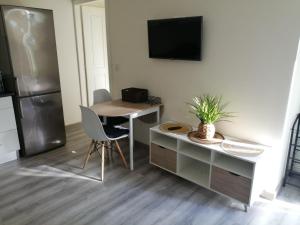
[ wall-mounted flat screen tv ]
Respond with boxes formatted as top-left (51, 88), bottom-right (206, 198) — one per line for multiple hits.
top-left (147, 16), bottom-right (202, 61)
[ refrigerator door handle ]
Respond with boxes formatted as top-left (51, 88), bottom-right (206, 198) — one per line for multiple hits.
top-left (15, 77), bottom-right (20, 95)
top-left (18, 101), bottom-right (24, 119)
top-left (20, 106), bottom-right (24, 119)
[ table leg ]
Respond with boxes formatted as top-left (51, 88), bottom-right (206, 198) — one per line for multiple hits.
top-left (156, 108), bottom-right (160, 124)
top-left (103, 116), bottom-right (107, 125)
top-left (129, 116), bottom-right (134, 170)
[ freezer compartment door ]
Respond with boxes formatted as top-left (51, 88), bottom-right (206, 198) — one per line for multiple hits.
top-left (2, 6), bottom-right (61, 96)
top-left (18, 92), bottom-right (66, 156)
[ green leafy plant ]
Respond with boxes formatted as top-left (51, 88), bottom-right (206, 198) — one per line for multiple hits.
top-left (188, 95), bottom-right (233, 124)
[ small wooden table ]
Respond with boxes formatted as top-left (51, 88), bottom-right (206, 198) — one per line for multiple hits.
top-left (90, 99), bottom-right (161, 170)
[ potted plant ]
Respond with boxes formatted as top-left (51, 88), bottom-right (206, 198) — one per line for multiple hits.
top-left (188, 95), bottom-right (232, 139)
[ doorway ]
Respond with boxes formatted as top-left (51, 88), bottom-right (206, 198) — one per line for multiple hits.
top-left (73, 0), bottom-right (110, 106)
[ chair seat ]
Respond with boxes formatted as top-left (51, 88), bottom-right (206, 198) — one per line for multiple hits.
top-left (107, 117), bottom-right (129, 126)
top-left (104, 125), bottom-right (129, 139)
top-left (99, 116), bottom-right (129, 126)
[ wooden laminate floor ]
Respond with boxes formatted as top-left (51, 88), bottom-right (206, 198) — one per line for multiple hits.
top-left (1, 124), bottom-right (300, 225)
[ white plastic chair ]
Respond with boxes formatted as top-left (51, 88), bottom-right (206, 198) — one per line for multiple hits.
top-left (93, 89), bottom-right (112, 104)
top-left (80, 106), bottom-right (128, 181)
top-left (93, 89), bottom-right (128, 126)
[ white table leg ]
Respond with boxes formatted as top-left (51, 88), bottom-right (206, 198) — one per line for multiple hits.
top-left (156, 107), bottom-right (160, 124)
top-left (129, 115), bottom-right (134, 170)
top-left (103, 116), bottom-right (107, 125)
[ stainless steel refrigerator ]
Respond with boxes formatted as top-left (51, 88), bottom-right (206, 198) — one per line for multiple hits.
top-left (0, 6), bottom-right (66, 156)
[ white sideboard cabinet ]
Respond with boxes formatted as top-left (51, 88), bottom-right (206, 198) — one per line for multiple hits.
top-left (149, 125), bottom-right (268, 212)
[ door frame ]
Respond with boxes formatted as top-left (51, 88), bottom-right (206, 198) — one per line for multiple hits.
top-left (73, 0), bottom-right (112, 106)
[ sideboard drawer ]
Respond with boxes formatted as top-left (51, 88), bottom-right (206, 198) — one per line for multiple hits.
top-left (0, 96), bottom-right (13, 109)
top-left (0, 107), bottom-right (17, 132)
top-left (0, 130), bottom-right (20, 154)
top-left (150, 143), bottom-right (177, 173)
top-left (211, 166), bottom-right (251, 204)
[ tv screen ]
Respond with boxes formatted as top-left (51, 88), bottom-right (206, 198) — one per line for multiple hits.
top-left (147, 16), bottom-right (202, 61)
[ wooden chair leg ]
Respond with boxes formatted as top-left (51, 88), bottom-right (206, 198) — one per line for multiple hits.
top-left (115, 140), bottom-right (128, 169)
top-left (95, 141), bottom-right (102, 157)
top-left (82, 140), bottom-right (94, 169)
top-left (101, 142), bottom-right (105, 181)
top-left (105, 142), bottom-right (110, 160)
top-left (110, 142), bottom-right (114, 161)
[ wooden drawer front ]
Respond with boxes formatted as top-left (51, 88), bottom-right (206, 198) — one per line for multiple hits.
top-left (0, 130), bottom-right (20, 154)
top-left (211, 166), bottom-right (251, 204)
top-left (150, 143), bottom-right (177, 173)
top-left (0, 97), bottom-right (13, 110)
top-left (0, 107), bottom-right (17, 132)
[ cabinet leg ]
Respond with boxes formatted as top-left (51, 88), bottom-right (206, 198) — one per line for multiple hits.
top-left (244, 204), bottom-right (248, 212)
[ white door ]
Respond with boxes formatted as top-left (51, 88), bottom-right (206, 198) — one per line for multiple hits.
top-left (82, 6), bottom-right (109, 106)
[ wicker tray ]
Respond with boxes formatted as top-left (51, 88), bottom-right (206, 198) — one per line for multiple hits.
top-left (159, 122), bottom-right (193, 134)
top-left (187, 131), bottom-right (225, 144)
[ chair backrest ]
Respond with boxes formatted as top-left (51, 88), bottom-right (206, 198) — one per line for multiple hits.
top-left (80, 106), bottom-right (108, 141)
top-left (93, 89), bottom-right (112, 105)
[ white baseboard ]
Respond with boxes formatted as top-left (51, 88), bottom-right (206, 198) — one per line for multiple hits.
top-left (260, 178), bottom-right (284, 200)
top-left (261, 190), bottom-right (276, 200)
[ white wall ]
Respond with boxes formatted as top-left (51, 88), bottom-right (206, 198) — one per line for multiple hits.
top-left (278, 40), bottom-right (300, 190)
top-left (107, 0), bottom-right (300, 193)
top-left (0, 0), bottom-right (82, 125)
